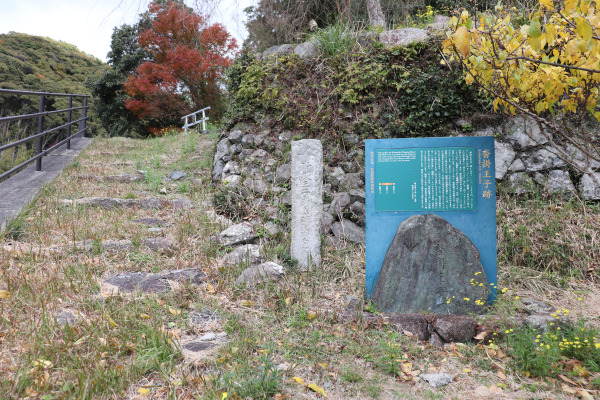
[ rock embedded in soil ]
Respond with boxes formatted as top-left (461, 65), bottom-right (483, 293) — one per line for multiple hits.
top-left (535, 170), bottom-right (576, 197)
top-left (506, 172), bottom-right (536, 194)
top-left (183, 342), bottom-right (216, 352)
top-left (105, 173), bottom-right (145, 183)
top-left (294, 41), bottom-right (318, 59)
top-left (161, 268), bottom-right (207, 285)
top-left (372, 214), bottom-right (489, 315)
top-left (433, 315), bottom-right (477, 343)
top-left (103, 268), bottom-right (207, 294)
top-left (168, 197), bottom-right (193, 209)
top-left (221, 244), bottom-right (262, 265)
top-left (379, 28), bottom-right (428, 47)
top-left (169, 171), bottom-right (187, 180)
top-left (522, 147), bottom-right (566, 172)
top-left (218, 223), bottom-right (256, 246)
top-left (495, 141), bottom-right (516, 180)
top-left (133, 217), bottom-right (168, 227)
top-left (55, 310), bottom-right (77, 326)
top-left (235, 262), bottom-right (285, 286)
top-left (139, 198), bottom-right (163, 209)
top-left (275, 163), bottom-right (291, 184)
top-left (580, 172), bottom-right (600, 200)
top-left (420, 373), bottom-right (453, 388)
top-left (142, 237), bottom-right (174, 252)
top-left (104, 272), bottom-right (150, 292)
top-left (331, 219), bottom-right (365, 244)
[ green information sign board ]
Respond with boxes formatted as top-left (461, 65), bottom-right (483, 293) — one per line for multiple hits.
top-left (366, 137), bottom-right (497, 303)
top-left (375, 147), bottom-right (476, 212)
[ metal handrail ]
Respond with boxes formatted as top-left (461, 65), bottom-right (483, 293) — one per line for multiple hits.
top-left (182, 106), bottom-right (210, 133)
top-left (0, 89), bottom-right (89, 181)
top-left (0, 106), bottom-right (87, 123)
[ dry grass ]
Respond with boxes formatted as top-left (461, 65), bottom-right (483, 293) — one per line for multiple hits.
top-left (0, 130), bottom-right (598, 399)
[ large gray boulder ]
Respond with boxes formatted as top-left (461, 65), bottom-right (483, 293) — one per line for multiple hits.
top-left (507, 117), bottom-right (550, 149)
top-left (495, 141), bottom-right (516, 180)
top-left (535, 170), bottom-right (575, 197)
top-left (506, 172), bottom-right (536, 194)
top-left (427, 15), bottom-right (450, 33)
top-left (294, 41), bottom-right (319, 59)
top-left (580, 172), bottom-right (600, 200)
top-left (372, 214), bottom-right (489, 315)
top-left (522, 148), bottom-right (566, 171)
top-left (379, 28), bottom-right (428, 47)
top-left (263, 44), bottom-right (293, 59)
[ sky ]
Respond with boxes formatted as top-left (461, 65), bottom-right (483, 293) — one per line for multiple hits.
top-left (0, 0), bottom-right (254, 62)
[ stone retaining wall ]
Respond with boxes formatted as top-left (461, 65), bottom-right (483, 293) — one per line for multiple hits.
top-left (212, 117), bottom-right (600, 246)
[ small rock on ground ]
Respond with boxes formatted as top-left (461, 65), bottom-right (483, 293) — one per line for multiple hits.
top-left (419, 373), bottom-right (454, 388)
top-left (235, 262), bottom-right (285, 286)
top-left (221, 244), bottom-right (262, 265)
top-left (218, 223), bottom-right (256, 246)
top-left (169, 171), bottom-right (187, 180)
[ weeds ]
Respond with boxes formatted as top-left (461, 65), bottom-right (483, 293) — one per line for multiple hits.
top-left (310, 21), bottom-right (357, 57)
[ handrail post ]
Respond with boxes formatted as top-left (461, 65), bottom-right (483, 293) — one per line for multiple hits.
top-left (36, 94), bottom-right (45, 171)
top-left (79, 97), bottom-right (88, 138)
top-left (66, 96), bottom-right (73, 150)
top-left (202, 109), bottom-right (207, 131)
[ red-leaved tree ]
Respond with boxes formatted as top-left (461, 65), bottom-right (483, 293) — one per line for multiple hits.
top-left (124, 1), bottom-right (237, 121)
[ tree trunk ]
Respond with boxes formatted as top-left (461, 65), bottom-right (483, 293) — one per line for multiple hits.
top-left (366, 0), bottom-right (386, 28)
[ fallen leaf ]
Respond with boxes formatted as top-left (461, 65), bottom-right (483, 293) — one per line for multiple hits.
top-left (403, 330), bottom-right (414, 337)
top-left (559, 374), bottom-right (578, 386)
top-left (138, 387), bottom-right (150, 394)
top-left (462, 368), bottom-right (472, 373)
top-left (489, 385), bottom-right (502, 393)
top-left (307, 383), bottom-right (327, 397)
top-left (474, 331), bottom-right (487, 340)
top-left (474, 386), bottom-right (489, 396)
top-left (0, 290), bottom-right (11, 299)
top-left (497, 370), bottom-right (507, 380)
top-left (401, 363), bottom-right (413, 374)
top-left (562, 384), bottom-right (577, 394)
top-left (206, 283), bottom-right (217, 294)
top-left (576, 389), bottom-right (595, 400)
top-left (169, 308), bottom-right (181, 315)
top-left (240, 300), bottom-right (254, 308)
top-left (33, 359), bottom-right (52, 369)
top-left (285, 297), bottom-right (292, 306)
top-left (575, 366), bottom-right (590, 378)
top-left (307, 311), bottom-right (317, 320)
top-left (273, 394), bottom-right (290, 400)
top-left (291, 377), bottom-right (304, 385)
top-left (318, 363), bottom-right (327, 370)
top-left (140, 313), bottom-right (151, 320)
top-left (496, 348), bottom-right (506, 359)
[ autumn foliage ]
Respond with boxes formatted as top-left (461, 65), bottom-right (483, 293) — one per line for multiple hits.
top-left (124, 1), bottom-right (237, 121)
top-left (443, 1), bottom-right (600, 176)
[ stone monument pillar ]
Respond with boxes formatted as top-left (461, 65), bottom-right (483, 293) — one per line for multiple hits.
top-left (291, 139), bottom-right (323, 269)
